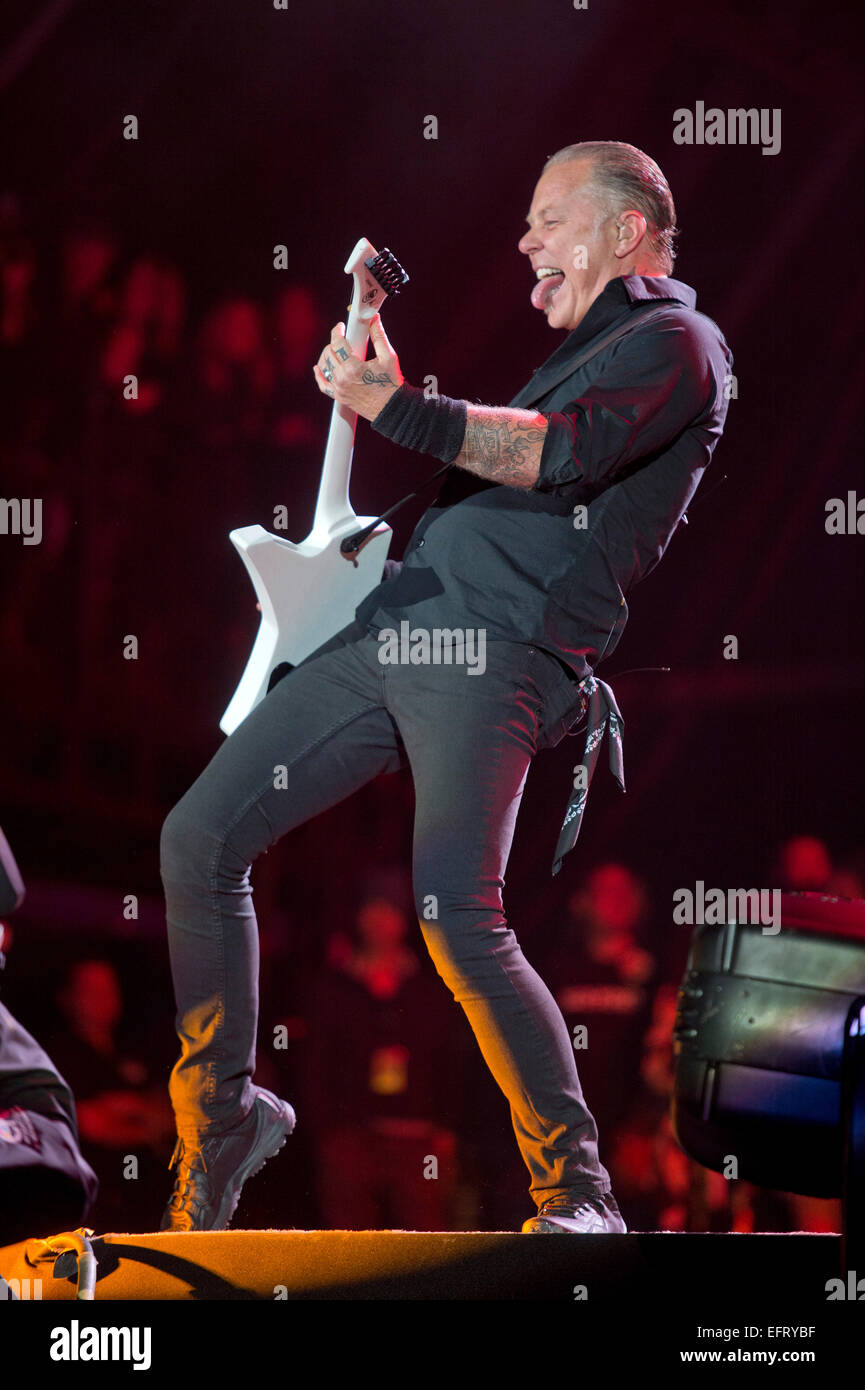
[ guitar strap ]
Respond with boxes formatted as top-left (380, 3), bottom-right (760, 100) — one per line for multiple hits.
top-left (507, 302), bottom-right (668, 408)
top-left (343, 305), bottom-right (667, 553)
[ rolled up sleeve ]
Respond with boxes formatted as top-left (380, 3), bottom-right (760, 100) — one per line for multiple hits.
top-left (534, 316), bottom-right (723, 491)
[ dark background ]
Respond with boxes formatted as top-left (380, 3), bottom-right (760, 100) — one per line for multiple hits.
top-left (1, 0), bottom-right (863, 1230)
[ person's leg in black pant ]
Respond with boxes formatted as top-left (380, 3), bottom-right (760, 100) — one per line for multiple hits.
top-left (159, 623), bottom-right (612, 1223)
top-left (160, 621), bottom-right (406, 1144)
top-left (381, 638), bottom-right (611, 1209)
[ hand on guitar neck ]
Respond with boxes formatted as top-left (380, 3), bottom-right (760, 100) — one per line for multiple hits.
top-left (313, 313), bottom-right (404, 421)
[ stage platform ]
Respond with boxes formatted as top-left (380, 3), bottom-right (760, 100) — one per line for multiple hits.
top-left (0, 1228), bottom-right (847, 1302)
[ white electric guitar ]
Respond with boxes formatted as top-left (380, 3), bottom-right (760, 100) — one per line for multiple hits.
top-left (219, 240), bottom-right (409, 735)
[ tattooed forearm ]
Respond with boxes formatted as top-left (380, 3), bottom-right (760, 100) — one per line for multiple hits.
top-left (453, 406), bottom-right (548, 487)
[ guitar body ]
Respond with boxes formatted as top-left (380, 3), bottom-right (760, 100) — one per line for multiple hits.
top-left (219, 518), bottom-right (391, 735)
top-left (218, 238), bottom-right (408, 736)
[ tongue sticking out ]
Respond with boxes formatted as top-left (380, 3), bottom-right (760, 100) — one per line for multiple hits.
top-left (531, 271), bottom-right (565, 311)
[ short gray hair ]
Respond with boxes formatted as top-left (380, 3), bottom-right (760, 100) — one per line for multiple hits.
top-left (543, 141), bottom-right (678, 273)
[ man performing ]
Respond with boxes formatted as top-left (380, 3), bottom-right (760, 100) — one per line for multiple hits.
top-left (159, 140), bottom-right (732, 1234)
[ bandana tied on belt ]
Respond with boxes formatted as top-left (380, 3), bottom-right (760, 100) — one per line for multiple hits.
top-left (552, 676), bottom-right (625, 876)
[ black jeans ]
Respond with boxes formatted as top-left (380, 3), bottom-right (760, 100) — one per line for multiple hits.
top-left (159, 619), bottom-right (612, 1209)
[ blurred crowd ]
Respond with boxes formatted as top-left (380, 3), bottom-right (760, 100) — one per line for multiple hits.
top-left (4, 833), bottom-right (862, 1236)
top-left (0, 197), bottom-right (330, 789)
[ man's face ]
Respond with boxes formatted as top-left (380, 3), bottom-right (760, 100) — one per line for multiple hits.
top-left (518, 159), bottom-right (622, 332)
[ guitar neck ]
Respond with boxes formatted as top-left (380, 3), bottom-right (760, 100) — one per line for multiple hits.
top-left (311, 240), bottom-right (393, 538)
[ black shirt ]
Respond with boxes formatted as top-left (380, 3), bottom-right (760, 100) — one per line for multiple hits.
top-left (355, 274), bottom-right (733, 682)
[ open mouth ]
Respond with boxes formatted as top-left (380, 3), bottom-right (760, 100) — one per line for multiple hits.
top-left (531, 266), bottom-right (565, 312)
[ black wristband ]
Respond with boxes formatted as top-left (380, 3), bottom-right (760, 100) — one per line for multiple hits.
top-left (371, 383), bottom-right (467, 463)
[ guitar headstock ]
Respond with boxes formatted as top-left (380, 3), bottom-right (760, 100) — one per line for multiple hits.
top-left (344, 239), bottom-right (409, 324)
